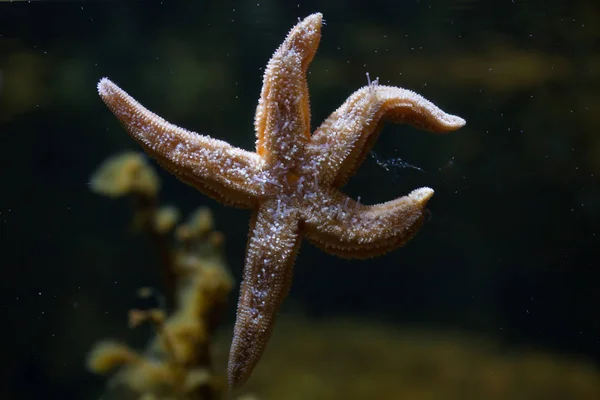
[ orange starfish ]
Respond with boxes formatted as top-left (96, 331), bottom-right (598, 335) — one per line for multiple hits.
top-left (97, 13), bottom-right (465, 388)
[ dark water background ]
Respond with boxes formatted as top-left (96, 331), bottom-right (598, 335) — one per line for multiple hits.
top-left (0, 0), bottom-right (599, 399)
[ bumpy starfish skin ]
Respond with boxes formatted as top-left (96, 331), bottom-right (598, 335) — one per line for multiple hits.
top-left (97, 13), bottom-right (465, 388)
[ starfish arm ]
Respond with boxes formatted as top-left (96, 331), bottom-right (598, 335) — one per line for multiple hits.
top-left (254, 13), bottom-right (322, 168)
top-left (302, 187), bottom-right (433, 258)
top-left (98, 78), bottom-right (264, 208)
top-left (305, 85), bottom-right (466, 188)
top-left (228, 197), bottom-right (301, 388)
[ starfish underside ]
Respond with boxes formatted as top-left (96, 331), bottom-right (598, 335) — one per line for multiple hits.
top-left (97, 12), bottom-right (466, 388)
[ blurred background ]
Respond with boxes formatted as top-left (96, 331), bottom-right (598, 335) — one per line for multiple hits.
top-left (0, 0), bottom-right (599, 399)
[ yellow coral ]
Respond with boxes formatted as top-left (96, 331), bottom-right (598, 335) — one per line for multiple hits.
top-left (90, 152), bottom-right (160, 198)
top-left (175, 207), bottom-right (214, 242)
top-left (154, 206), bottom-right (181, 234)
top-left (87, 340), bottom-right (139, 374)
top-left (88, 201), bottom-right (233, 400)
top-left (88, 154), bottom-right (239, 399)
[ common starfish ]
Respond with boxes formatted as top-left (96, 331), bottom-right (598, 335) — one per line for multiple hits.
top-left (97, 13), bottom-right (465, 388)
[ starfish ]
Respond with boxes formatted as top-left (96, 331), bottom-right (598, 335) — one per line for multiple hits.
top-left (97, 12), bottom-right (465, 388)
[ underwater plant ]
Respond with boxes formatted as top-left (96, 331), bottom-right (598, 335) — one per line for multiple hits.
top-left (87, 152), bottom-right (251, 400)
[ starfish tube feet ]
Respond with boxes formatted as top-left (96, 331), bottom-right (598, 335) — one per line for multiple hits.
top-left (98, 78), bottom-right (264, 208)
top-left (254, 13), bottom-right (322, 168)
top-left (228, 198), bottom-right (302, 388)
top-left (303, 187), bottom-right (434, 258)
top-left (307, 85), bottom-right (465, 188)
